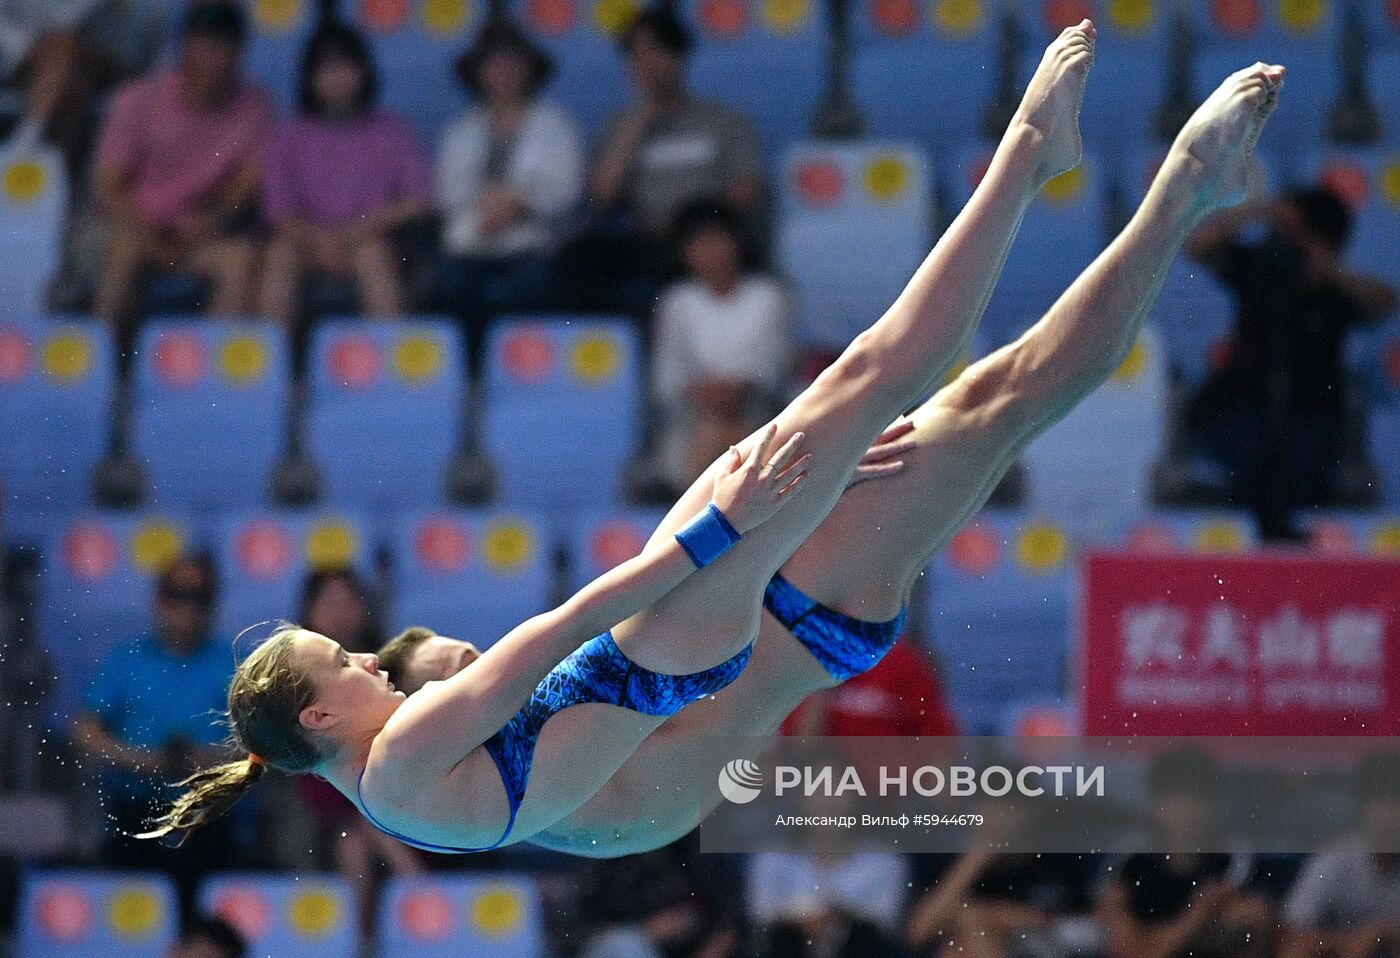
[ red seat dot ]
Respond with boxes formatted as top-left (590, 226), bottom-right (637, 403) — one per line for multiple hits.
top-left (328, 336), bottom-right (381, 389)
top-left (795, 160), bottom-right (843, 208)
top-left (1043, 0), bottom-right (1091, 30)
top-left (700, 0), bottom-right (747, 36)
top-left (417, 519), bottom-right (471, 573)
top-left (502, 329), bottom-right (555, 382)
top-left (1211, 0), bottom-right (1259, 38)
top-left (0, 327), bottom-right (29, 382)
top-left (154, 332), bottom-right (205, 387)
top-left (400, 890), bottom-right (454, 941)
top-left (1127, 522), bottom-right (1176, 552)
top-left (870, 0), bottom-right (917, 35)
top-left (591, 522), bottom-right (646, 571)
top-left (1320, 162), bottom-right (1369, 209)
top-left (948, 524), bottom-right (999, 573)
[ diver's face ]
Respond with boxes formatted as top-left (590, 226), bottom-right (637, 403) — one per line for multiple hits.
top-left (403, 635), bottom-right (481, 692)
top-left (291, 630), bottom-right (404, 737)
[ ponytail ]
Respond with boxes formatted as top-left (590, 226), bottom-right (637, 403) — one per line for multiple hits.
top-left (136, 757), bottom-right (266, 845)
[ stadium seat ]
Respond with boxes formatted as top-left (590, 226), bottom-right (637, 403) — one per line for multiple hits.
top-left (506, 0), bottom-right (631, 139)
top-left (353, 0), bottom-right (476, 144)
top-left (562, 506), bottom-right (667, 592)
top-left (848, 0), bottom-right (999, 150)
top-left (130, 319), bottom-right (290, 514)
top-left (481, 317), bottom-right (642, 511)
top-left (18, 870), bottom-right (178, 958)
top-left (211, 509), bottom-right (375, 639)
top-left (242, 0), bottom-right (319, 112)
top-left (1013, 0), bottom-right (1171, 148)
top-left (947, 143), bottom-right (1108, 344)
top-left (1106, 507), bottom-right (1259, 553)
top-left (1301, 510), bottom-right (1400, 555)
top-left (1368, 49), bottom-right (1400, 143)
top-left (0, 146), bottom-right (66, 317)
top-left (388, 508), bottom-right (553, 645)
top-left (683, 0), bottom-right (826, 161)
top-left (923, 508), bottom-right (1079, 733)
top-left (0, 317), bottom-right (114, 546)
top-left (1021, 325), bottom-right (1168, 535)
top-left (377, 874), bottom-right (545, 958)
top-left (775, 141), bottom-right (933, 349)
top-left (1302, 148), bottom-right (1400, 289)
top-left (1355, 0), bottom-right (1400, 48)
top-left (200, 874), bottom-right (356, 958)
top-left (305, 318), bottom-right (466, 512)
top-left (36, 512), bottom-right (192, 725)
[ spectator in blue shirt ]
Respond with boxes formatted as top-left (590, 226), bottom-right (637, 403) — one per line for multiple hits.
top-left (72, 555), bottom-right (237, 918)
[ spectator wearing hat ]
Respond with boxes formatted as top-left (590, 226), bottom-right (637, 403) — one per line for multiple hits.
top-left (557, 7), bottom-right (764, 316)
top-left (71, 554), bottom-right (238, 917)
top-left (651, 198), bottom-right (791, 489)
top-left (435, 16), bottom-right (583, 339)
top-left (93, 1), bottom-right (272, 329)
top-left (258, 23), bottom-right (432, 326)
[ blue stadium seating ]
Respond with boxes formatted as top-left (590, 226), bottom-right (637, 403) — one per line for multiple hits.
top-left (947, 143), bottom-right (1107, 344)
top-left (388, 508), bottom-right (553, 645)
top-left (1301, 510), bottom-right (1400, 554)
top-left (1105, 508), bottom-right (1259, 553)
top-left (1013, 0), bottom-right (1171, 148)
top-left (683, 0), bottom-right (826, 161)
top-left (1022, 326), bottom-right (1169, 536)
top-left (242, 0), bottom-right (320, 112)
top-left (923, 508), bottom-right (1078, 733)
top-left (18, 870), bottom-right (177, 958)
top-left (562, 506), bottom-right (667, 592)
top-left (352, 0), bottom-right (477, 144)
top-left (377, 875), bottom-right (545, 958)
top-left (1368, 49), bottom-right (1400, 143)
top-left (130, 319), bottom-right (290, 514)
top-left (37, 512), bottom-right (192, 725)
top-left (482, 317), bottom-right (642, 511)
top-left (0, 147), bottom-right (67, 317)
top-left (200, 874), bottom-right (356, 958)
top-left (0, 317), bottom-right (114, 547)
top-left (1354, 0), bottom-right (1400, 49)
top-left (849, 0), bottom-right (998, 150)
top-left (775, 141), bottom-right (932, 348)
top-left (211, 509), bottom-right (375, 639)
top-left (505, 0), bottom-right (632, 139)
top-left (305, 318), bottom-right (466, 511)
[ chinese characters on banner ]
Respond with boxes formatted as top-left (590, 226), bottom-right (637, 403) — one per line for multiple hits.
top-left (1080, 552), bottom-right (1400, 734)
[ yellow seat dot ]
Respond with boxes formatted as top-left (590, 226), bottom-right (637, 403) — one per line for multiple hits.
top-left (1278, 0), bottom-right (1324, 34)
top-left (571, 335), bottom-right (620, 384)
top-left (1041, 165), bottom-right (1084, 205)
top-left (765, 0), bottom-right (809, 32)
top-left (131, 522), bottom-right (184, 573)
top-left (1194, 520), bottom-right (1245, 553)
top-left (288, 890), bottom-right (340, 938)
top-left (394, 336), bottom-right (443, 383)
top-left (470, 887), bottom-right (523, 936)
top-left (863, 155), bottom-right (910, 203)
top-left (1016, 523), bottom-right (1067, 573)
top-left (1112, 339), bottom-right (1147, 382)
top-left (594, 0), bottom-right (640, 34)
top-left (255, 0), bottom-right (302, 30)
top-left (425, 0), bottom-right (471, 33)
top-left (1371, 522), bottom-right (1400, 557)
top-left (42, 334), bottom-right (91, 382)
top-left (4, 160), bottom-right (45, 203)
top-left (483, 522), bottom-right (535, 571)
top-left (220, 337), bottom-right (267, 384)
top-left (307, 523), bottom-right (358, 570)
top-left (108, 889), bottom-right (160, 940)
top-left (1381, 159), bottom-right (1400, 208)
top-left (933, 0), bottom-right (982, 35)
top-left (1108, 0), bottom-right (1155, 32)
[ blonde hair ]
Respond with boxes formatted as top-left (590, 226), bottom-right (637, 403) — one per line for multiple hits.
top-left (138, 624), bottom-right (323, 844)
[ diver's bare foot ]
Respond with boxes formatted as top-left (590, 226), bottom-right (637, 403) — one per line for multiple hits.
top-left (1164, 62), bottom-right (1285, 211)
top-left (1012, 19), bottom-right (1096, 185)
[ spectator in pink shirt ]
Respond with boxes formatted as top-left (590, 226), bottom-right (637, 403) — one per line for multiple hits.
top-left (257, 24), bottom-right (432, 326)
top-left (93, 2), bottom-right (271, 329)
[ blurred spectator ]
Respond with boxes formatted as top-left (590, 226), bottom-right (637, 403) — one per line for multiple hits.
top-left (0, 0), bottom-right (106, 163)
top-left (93, 1), bottom-right (271, 329)
top-left (556, 7), bottom-right (764, 315)
top-left (435, 17), bottom-right (582, 340)
top-left (652, 199), bottom-right (791, 488)
top-left (906, 852), bottom-right (1101, 958)
top-left (71, 555), bottom-right (235, 917)
top-left (580, 831), bottom-right (742, 958)
top-left (1184, 182), bottom-right (1397, 539)
top-left (258, 23), bottom-right (431, 326)
top-left (1281, 754), bottom-right (1400, 958)
top-left (291, 568), bottom-right (423, 947)
top-left (779, 637), bottom-right (958, 738)
top-left (748, 851), bottom-right (910, 958)
top-left (167, 915), bottom-right (246, 958)
top-left (1097, 750), bottom-right (1274, 958)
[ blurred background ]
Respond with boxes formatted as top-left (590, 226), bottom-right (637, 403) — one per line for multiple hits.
top-left (0, 0), bottom-right (1398, 955)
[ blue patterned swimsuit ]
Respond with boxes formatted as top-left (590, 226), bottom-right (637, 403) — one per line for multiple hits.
top-left (357, 630), bottom-right (752, 853)
top-left (762, 572), bottom-right (907, 682)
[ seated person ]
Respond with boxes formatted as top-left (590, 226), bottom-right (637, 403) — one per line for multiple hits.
top-left (93, 1), bottom-right (270, 329)
top-left (258, 23), bottom-right (431, 326)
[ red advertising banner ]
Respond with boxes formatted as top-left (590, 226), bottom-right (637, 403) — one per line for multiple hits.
top-left (1080, 551), bottom-right (1400, 735)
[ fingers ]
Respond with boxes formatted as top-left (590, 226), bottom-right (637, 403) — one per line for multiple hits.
top-left (864, 436), bottom-right (917, 464)
top-left (856, 460), bottom-right (906, 481)
top-left (875, 419), bottom-right (916, 446)
top-left (723, 445), bottom-right (743, 474)
top-left (776, 468), bottom-right (808, 498)
top-left (746, 423), bottom-right (778, 470)
top-left (772, 451), bottom-right (812, 485)
top-left (765, 430), bottom-right (806, 475)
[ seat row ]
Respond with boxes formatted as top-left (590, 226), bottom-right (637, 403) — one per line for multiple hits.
top-left (18, 868), bottom-right (544, 958)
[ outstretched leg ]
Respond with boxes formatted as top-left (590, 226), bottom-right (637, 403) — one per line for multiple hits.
top-left (537, 61), bottom-right (1285, 857)
top-left (612, 22), bottom-right (1097, 677)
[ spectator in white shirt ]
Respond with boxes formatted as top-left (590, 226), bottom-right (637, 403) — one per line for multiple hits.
top-left (435, 17), bottom-right (583, 339)
top-left (748, 851), bottom-right (911, 958)
top-left (652, 199), bottom-right (792, 490)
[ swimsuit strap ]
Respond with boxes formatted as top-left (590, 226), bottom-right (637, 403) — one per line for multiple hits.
top-left (355, 737), bottom-right (519, 854)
